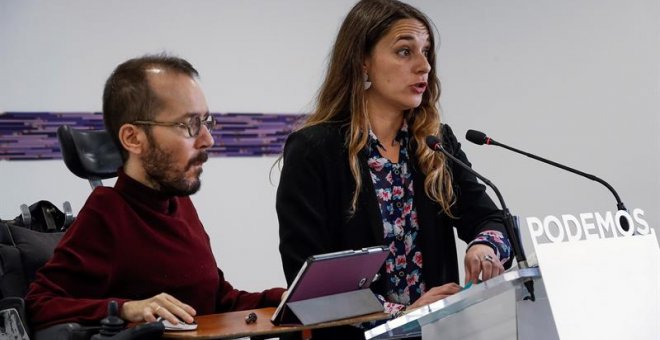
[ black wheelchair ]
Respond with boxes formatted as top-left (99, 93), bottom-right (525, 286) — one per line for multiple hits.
top-left (0, 126), bottom-right (163, 340)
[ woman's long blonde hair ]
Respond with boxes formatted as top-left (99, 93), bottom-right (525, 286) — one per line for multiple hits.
top-left (300, 0), bottom-right (454, 214)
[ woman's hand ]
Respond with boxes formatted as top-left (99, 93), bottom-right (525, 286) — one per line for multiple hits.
top-left (407, 283), bottom-right (462, 310)
top-left (464, 244), bottom-right (504, 284)
top-left (120, 292), bottom-right (196, 324)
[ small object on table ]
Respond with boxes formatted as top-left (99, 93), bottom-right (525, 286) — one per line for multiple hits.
top-left (245, 312), bottom-right (257, 324)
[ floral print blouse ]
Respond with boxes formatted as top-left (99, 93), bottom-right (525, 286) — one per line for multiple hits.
top-left (366, 123), bottom-right (511, 309)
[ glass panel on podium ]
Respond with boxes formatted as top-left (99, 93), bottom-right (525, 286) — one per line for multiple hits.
top-left (365, 267), bottom-right (558, 340)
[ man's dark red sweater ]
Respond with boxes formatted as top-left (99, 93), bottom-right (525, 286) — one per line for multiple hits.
top-left (26, 169), bottom-right (284, 329)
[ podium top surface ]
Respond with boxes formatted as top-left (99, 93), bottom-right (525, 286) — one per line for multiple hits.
top-left (364, 267), bottom-right (541, 340)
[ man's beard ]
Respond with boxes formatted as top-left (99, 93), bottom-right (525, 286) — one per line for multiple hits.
top-left (142, 137), bottom-right (208, 196)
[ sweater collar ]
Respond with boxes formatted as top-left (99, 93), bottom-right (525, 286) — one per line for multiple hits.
top-left (114, 168), bottom-right (178, 214)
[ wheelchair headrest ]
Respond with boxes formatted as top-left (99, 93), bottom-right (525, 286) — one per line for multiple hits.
top-left (57, 125), bottom-right (122, 181)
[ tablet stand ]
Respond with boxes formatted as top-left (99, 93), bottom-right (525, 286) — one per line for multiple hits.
top-left (281, 289), bottom-right (383, 325)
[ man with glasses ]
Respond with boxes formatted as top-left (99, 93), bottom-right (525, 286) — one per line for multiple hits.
top-left (26, 55), bottom-right (285, 330)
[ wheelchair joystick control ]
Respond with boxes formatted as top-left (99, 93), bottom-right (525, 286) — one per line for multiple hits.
top-left (90, 300), bottom-right (165, 340)
top-left (92, 300), bottom-right (124, 339)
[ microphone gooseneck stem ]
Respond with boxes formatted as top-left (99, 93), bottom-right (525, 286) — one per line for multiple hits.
top-left (489, 140), bottom-right (625, 207)
top-left (432, 142), bottom-right (535, 301)
top-left (486, 137), bottom-right (628, 231)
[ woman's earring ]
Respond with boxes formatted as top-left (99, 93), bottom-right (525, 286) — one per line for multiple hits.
top-left (363, 73), bottom-right (372, 90)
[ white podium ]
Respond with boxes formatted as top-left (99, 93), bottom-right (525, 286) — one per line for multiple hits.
top-left (365, 267), bottom-right (559, 340)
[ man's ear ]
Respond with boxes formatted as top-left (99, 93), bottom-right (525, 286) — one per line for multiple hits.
top-left (118, 124), bottom-right (147, 156)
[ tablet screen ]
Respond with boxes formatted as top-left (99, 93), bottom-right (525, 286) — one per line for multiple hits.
top-left (271, 246), bottom-right (388, 324)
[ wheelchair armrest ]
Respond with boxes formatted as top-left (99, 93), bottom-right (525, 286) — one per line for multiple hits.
top-left (32, 319), bottom-right (163, 340)
top-left (34, 323), bottom-right (100, 340)
top-left (33, 299), bottom-right (163, 340)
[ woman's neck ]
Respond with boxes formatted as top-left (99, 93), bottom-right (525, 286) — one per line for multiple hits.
top-left (367, 110), bottom-right (404, 146)
top-left (367, 109), bottom-right (403, 163)
top-left (366, 93), bottom-right (406, 145)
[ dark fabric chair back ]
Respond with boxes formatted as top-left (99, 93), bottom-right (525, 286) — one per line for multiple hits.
top-left (0, 222), bottom-right (63, 299)
top-left (0, 221), bottom-right (64, 339)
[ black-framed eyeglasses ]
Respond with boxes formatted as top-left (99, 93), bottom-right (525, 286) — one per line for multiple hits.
top-left (132, 114), bottom-right (217, 138)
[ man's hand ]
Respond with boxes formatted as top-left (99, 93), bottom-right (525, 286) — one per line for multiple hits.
top-left (464, 244), bottom-right (504, 285)
top-left (120, 293), bottom-right (196, 324)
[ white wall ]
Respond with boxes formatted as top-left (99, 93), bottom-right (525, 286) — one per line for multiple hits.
top-left (1, 0), bottom-right (658, 291)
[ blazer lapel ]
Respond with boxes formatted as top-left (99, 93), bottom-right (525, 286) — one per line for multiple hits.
top-left (409, 150), bottom-right (437, 252)
top-left (358, 149), bottom-right (385, 242)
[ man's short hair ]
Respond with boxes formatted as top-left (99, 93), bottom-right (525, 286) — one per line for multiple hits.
top-left (102, 54), bottom-right (199, 160)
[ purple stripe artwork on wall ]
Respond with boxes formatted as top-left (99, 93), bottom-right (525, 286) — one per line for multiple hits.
top-left (0, 112), bottom-right (306, 160)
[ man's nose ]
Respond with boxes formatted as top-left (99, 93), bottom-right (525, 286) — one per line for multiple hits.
top-left (195, 122), bottom-right (215, 149)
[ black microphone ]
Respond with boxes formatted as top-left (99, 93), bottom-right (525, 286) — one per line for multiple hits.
top-left (465, 129), bottom-right (629, 231)
top-left (425, 135), bottom-right (535, 301)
